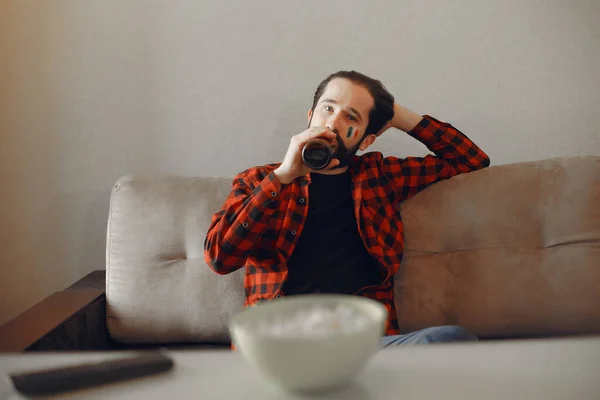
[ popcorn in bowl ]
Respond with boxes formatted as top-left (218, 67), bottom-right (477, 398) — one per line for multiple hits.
top-left (229, 294), bottom-right (388, 394)
top-left (252, 304), bottom-right (371, 338)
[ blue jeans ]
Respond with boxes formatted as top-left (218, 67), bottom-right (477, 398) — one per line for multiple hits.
top-left (380, 325), bottom-right (478, 347)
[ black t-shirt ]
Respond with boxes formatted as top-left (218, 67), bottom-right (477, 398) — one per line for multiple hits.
top-left (282, 171), bottom-right (383, 295)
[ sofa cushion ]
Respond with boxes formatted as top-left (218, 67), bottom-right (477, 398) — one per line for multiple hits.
top-left (396, 156), bottom-right (600, 337)
top-left (106, 176), bottom-right (244, 343)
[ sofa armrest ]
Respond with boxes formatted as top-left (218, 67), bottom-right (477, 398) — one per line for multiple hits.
top-left (0, 271), bottom-right (115, 352)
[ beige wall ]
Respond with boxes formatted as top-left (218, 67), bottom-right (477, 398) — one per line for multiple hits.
top-left (1, 0), bottom-right (599, 325)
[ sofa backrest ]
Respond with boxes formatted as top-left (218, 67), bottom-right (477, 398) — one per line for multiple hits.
top-left (106, 157), bottom-right (600, 343)
top-left (106, 176), bottom-right (244, 343)
top-left (396, 156), bottom-right (600, 338)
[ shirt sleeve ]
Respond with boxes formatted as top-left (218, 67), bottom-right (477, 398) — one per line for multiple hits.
top-left (204, 169), bottom-right (283, 275)
top-left (382, 115), bottom-right (490, 200)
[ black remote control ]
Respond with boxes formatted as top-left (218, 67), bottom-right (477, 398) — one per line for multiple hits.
top-left (8, 352), bottom-right (174, 397)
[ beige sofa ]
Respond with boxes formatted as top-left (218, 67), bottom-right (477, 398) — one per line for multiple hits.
top-left (2, 156), bottom-right (599, 352)
top-left (105, 156), bottom-right (600, 345)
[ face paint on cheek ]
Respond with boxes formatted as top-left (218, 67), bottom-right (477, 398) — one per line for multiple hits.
top-left (346, 127), bottom-right (353, 138)
top-left (354, 128), bottom-right (359, 139)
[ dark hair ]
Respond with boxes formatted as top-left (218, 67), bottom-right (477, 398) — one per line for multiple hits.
top-left (311, 71), bottom-right (394, 136)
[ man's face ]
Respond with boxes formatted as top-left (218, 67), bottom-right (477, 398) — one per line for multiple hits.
top-left (308, 78), bottom-right (377, 171)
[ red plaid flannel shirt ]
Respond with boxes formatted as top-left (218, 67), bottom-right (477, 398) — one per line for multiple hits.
top-left (204, 115), bottom-right (490, 335)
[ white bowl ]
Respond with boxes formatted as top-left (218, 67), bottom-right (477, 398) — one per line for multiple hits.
top-left (229, 294), bottom-right (387, 394)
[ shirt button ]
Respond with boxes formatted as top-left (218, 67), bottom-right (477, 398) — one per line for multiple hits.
top-left (271, 191), bottom-right (277, 197)
top-left (242, 222), bottom-right (249, 228)
top-left (299, 198), bottom-right (305, 203)
top-left (275, 294), bottom-right (282, 299)
top-left (291, 230), bottom-right (297, 235)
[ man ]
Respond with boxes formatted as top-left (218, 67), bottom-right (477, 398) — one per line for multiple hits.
top-left (204, 71), bottom-right (490, 346)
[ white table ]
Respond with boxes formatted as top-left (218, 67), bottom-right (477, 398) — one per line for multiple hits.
top-left (1, 337), bottom-right (599, 399)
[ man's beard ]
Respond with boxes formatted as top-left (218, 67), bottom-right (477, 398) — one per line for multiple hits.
top-left (308, 115), bottom-right (364, 169)
top-left (332, 134), bottom-right (361, 168)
